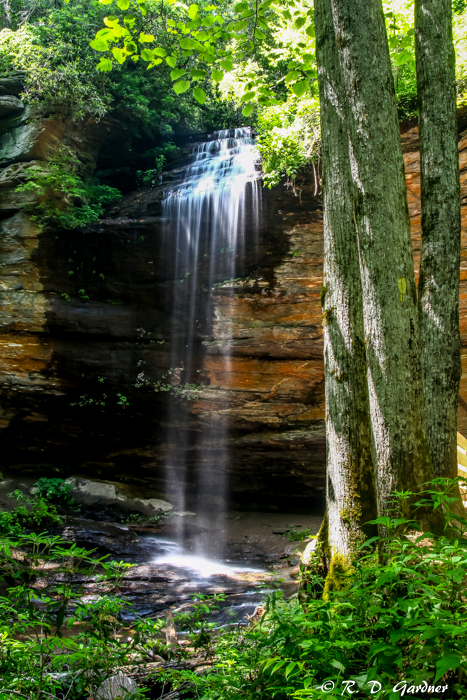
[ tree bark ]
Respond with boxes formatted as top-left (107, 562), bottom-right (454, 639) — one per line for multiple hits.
top-left (329, 0), bottom-right (433, 515)
top-left (315, 0), bottom-right (378, 563)
top-left (415, 0), bottom-right (462, 480)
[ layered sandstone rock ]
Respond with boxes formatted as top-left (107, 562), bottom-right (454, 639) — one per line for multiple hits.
top-left (0, 107), bottom-right (466, 510)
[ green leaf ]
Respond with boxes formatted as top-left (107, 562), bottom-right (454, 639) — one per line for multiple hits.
top-left (241, 90), bottom-right (255, 102)
top-left (294, 16), bottom-right (306, 29)
top-left (188, 3), bottom-right (199, 19)
top-left (55, 605), bottom-right (66, 631)
top-left (166, 56), bottom-right (177, 67)
top-left (173, 80), bottom-right (191, 94)
top-left (137, 0), bottom-right (147, 15)
top-left (434, 655), bottom-right (461, 683)
top-left (179, 37), bottom-right (197, 49)
top-left (393, 51), bottom-right (412, 66)
top-left (141, 48), bottom-right (155, 61)
top-left (254, 27), bottom-right (266, 39)
top-left (112, 47), bottom-right (128, 63)
top-left (285, 662), bottom-right (297, 677)
top-left (3, 545), bottom-right (10, 557)
top-left (235, 1), bottom-right (248, 9)
top-left (104, 15), bottom-right (120, 26)
top-left (271, 660), bottom-right (286, 674)
top-left (90, 38), bottom-right (109, 52)
top-left (153, 47), bottom-right (166, 57)
top-left (285, 70), bottom-right (300, 83)
top-left (193, 87), bottom-right (206, 104)
top-left (242, 104), bottom-right (254, 117)
top-left (220, 58), bottom-right (233, 71)
top-left (306, 23), bottom-right (315, 37)
top-left (171, 68), bottom-right (186, 81)
top-left (117, 0), bottom-right (130, 8)
top-left (331, 659), bottom-right (345, 672)
top-left (139, 33), bottom-right (154, 42)
top-left (97, 57), bottom-right (113, 71)
top-left (99, 0), bottom-right (114, 5)
top-left (232, 19), bottom-right (248, 31)
top-left (292, 80), bottom-right (308, 97)
top-left (212, 69), bottom-right (224, 82)
top-left (191, 68), bottom-right (207, 78)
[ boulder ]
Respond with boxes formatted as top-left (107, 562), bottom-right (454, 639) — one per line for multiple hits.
top-left (0, 77), bottom-right (24, 97)
top-left (64, 477), bottom-right (173, 517)
top-left (94, 674), bottom-right (138, 700)
top-left (64, 477), bottom-right (118, 504)
top-left (0, 96), bottom-right (24, 119)
top-left (131, 497), bottom-right (174, 515)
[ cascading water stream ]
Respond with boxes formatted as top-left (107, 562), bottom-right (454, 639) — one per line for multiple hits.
top-left (162, 127), bottom-right (262, 553)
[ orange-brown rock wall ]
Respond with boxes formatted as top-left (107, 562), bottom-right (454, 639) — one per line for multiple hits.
top-left (1, 106), bottom-right (467, 510)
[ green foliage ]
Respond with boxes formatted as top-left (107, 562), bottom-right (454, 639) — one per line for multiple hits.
top-left (33, 477), bottom-right (74, 506)
top-left (1, 479), bottom-right (467, 697)
top-left (455, 9), bottom-right (467, 104)
top-left (257, 98), bottom-right (320, 187)
top-left (16, 150), bottom-right (121, 229)
top-left (453, 0), bottom-right (467, 14)
top-left (136, 365), bottom-right (204, 400)
top-left (136, 146), bottom-right (177, 186)
top-left (0, 532), bottom-right (146, 699)
top-left (288, 526), bottom-right (310, 542)
top-left (0, 528), bottom-right (226, 699)
top-left (0, 8), bottom-right (111, 119)
top-left (0, 490), bottom-right (62, 537)
top-left (160, 478), bottom-right (467, 699)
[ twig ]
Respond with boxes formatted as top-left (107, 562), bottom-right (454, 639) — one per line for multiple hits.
top-left (158, 683), bottom-right (193, 700)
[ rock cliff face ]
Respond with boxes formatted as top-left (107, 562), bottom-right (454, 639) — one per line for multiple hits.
top-left (0, 101), bottom-right (467, 510)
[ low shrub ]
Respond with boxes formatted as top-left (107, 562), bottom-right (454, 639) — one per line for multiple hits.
top-left (16, 151), bottom-right (121, 229)
top-left (1, 479), bottom-right (466, 699)
top-left (0, 489), bottom-right (62, 537)
top-left (162, 478), bottom-right (467, 699)
top-left (33, 477), bottom-right (74, 506)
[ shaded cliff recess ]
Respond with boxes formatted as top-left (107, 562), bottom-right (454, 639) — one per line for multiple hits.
top-left (1, 90), bottom-right (467, 511)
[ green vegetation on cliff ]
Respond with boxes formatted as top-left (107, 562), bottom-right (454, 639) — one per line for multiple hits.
top-left (1, 0), bottom-right (466, 187)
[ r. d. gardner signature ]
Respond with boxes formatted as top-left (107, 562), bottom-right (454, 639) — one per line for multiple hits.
top-left (318, 679), bottom-right (449, 696)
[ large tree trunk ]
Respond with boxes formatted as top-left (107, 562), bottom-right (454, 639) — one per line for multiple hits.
top-left (329, 0), bottom-right (433, 516)
top-left (315, 0), bottom-right (377, 567)
top-left (415, 0), bottom-right (462, 481)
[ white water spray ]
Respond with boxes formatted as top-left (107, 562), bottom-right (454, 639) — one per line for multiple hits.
top-left (162, 128), bottom-right (262, 545)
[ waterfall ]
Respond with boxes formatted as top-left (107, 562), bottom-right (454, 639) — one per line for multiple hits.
top-left (162, 127), bottom-right (262, 550)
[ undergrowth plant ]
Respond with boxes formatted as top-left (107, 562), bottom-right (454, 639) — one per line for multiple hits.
top-left (159, 478), bottom-right (467, 699)
top-left (1, 478), bottom-right (466, 698)
top-left (33, 477), bottom-right (74, 507)
top-left (16, 151), bottom-right (121, 229)
top-left (0, 490), bottom-right (62, 538)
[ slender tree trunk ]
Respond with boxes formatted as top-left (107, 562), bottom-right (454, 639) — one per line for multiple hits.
top-left (315, 0), bottom-right (377, 568)
top-left (329, 0), bottom-right (433, 516)
top-left (415, 0), bottom-right (462, 481)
